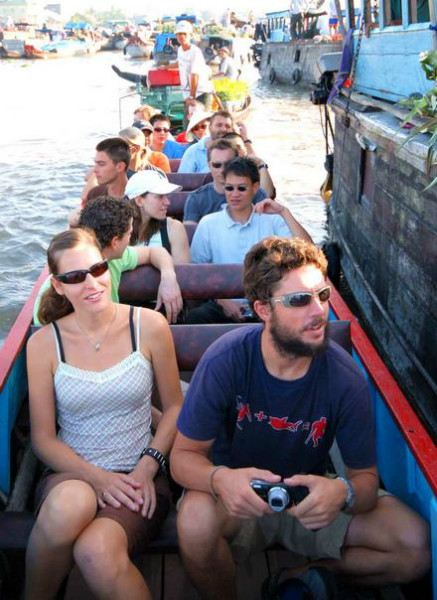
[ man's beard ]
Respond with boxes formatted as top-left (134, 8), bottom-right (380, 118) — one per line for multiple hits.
top-left (269, 310), bottom-right (329, 358)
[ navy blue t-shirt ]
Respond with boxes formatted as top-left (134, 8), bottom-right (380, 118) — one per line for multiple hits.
top-left (177, 325), bottom-right (376, 478)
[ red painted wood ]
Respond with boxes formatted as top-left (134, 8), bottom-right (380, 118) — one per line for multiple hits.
top-left (0, 267), bottom-right (48, 393)
top-left (328, 280), bottom-right (437, 495)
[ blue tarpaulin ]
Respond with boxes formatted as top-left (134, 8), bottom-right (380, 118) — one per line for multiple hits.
top-left (64, 21), bottom-right (92, 30)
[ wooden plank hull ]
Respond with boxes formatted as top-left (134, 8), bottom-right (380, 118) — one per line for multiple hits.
top-left (328, 97), bottom-right (437, 439)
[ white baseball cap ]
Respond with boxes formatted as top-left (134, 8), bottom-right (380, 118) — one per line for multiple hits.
top-left (187, 111), bottom-right (213, 133)
top-left (125, 171), bottom-right (182, 198)
top-left (175, 20), bottom-right (193, 34)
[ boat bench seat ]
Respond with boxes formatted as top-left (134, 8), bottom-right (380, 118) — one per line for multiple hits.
top-left (167, 172), bottom-right (212, 190)
top-left (0, 288), bottom-right (351, 556)
top-left (167, 191), bottom-right (189, 220)
top-left (119, 263), bottom-right (245, 304)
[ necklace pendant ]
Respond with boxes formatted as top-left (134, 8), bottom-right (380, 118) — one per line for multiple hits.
top-left (95, 342), bottom-right (100, 351)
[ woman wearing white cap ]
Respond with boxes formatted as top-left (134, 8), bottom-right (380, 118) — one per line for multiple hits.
top-left (125, 171), bottom-right (190, 264)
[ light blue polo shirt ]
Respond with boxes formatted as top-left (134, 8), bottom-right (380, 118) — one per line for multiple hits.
top-left (191, 207), bottom-right (292, 264)
top-left (178, 136), bottom-right (209, 173)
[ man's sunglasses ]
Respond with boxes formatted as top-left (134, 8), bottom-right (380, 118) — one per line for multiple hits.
top-left (211, 161), bottom-right (231, 169)
top-left (54, 260), bottom-right (109, 285)
top-left (193, 123), bottom-right (208, 131)
top-left (270, 286), bottom-right (331, 308)
top-left (224, 184), bottom-right (249, 192)
top-left (153, 127), bottom-right (170, 133)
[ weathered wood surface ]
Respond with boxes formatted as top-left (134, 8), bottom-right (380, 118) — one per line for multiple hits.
top-left (329, 106), bottom-right (437, 432)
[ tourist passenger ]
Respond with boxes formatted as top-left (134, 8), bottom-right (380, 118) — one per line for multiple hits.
top-left (186, 157), bottom-right (311, 323)
top-left (132, 119), bottom-right (154, 144)
top-left (175, 111), bottom-right (212, 145)
top-left (125, 171), bottom-right (190, 264)
top-left (183, 139), bottom-right (267, 224)
top-left (35, 197), bottom-right (183, 325)
top-left (85, 137), bottom-right (131, 205)
top-left (178, 110), bottom-right (234, 174)
top-left (149, 114), bottom-right (188, 160)
top-left (70, 137), bottom-right (131, 227)
top-left (223, 126), bottom-right (276, 198)
top-left (133, 104), bottom-right (158, 123)
top-left (26, 228), bottom-right (183, 600)
top-left (171, 236), bottom-right (431, 599)
top-left (119, 126), bottom-right (171, 174)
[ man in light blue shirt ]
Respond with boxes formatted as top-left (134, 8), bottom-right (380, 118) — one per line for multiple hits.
top-left (187, 157), bottom-right (312, 323)
top-left (178, 110), bottom-right (234, 173)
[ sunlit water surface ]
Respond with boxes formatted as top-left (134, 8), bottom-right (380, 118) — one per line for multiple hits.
top-left (0, 51), bottom-right (328, 346)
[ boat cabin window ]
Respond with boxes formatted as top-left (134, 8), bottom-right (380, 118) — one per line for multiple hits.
top-left (384, 0), bottom-right (403, 25)
top-left (408, 0), bottom-right (430, 22)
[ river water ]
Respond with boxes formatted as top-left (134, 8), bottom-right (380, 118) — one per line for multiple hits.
top-left (0, 51), bottom-right (328, 346)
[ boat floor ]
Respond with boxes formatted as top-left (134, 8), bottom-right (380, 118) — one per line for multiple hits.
top-left (60, 549), bottom-right (408, 600)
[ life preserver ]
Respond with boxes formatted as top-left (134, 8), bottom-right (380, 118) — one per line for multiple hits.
top-left (291, 68), bottom-right (301, 85)
top-left (269, 68), bottom-right (276, 83)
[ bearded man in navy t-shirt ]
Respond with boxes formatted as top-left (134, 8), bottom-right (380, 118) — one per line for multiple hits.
top-left (171, 237), bottom-right (430, 599)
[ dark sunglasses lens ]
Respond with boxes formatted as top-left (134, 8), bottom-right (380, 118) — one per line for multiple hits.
top-left (59, 271), bottom-right (87, 284)
top-left (225, 185), bottom-right (247, 192)
top-left (194, 124), bottom-right (207, 130)
top-left (285, 293), bottom-right (312, 308)
top-left (212, 162), bottom-right (223, 168)
top-left (318, 287), bottom-right (331, 302)
top-left (89, 261), bottom-right (108, 278)
top-left (154, 127), bottom-right (169, 133)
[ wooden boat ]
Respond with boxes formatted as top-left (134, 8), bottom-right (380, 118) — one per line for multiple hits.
top-left (123, 36), bottom-right (154, 59)
top-left (258, 9), bottom-right (342, 85)
top-left (321, 0), bottom-right (437, 442)
top-left (0, 251), bottom-right (435, 597)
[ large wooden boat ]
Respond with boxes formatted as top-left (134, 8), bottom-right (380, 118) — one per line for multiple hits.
top-left (0, 259), bottom-right (435, 598)
top-left (324, 0), bottom-right (437, 441)
top-left (258, 9), bottom-right (342, 85)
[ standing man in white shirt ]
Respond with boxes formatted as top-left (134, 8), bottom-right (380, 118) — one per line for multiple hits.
top-left (165, 20), bottom-right (214, 113)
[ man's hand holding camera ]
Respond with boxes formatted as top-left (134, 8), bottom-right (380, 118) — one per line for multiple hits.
top-left (284, 474), bottom-right (349, 530)
top-left (211, 467), bottom-right (281, 519)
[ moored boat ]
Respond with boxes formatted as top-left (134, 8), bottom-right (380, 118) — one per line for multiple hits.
top-left (321, 0), bottom-right (437, 441)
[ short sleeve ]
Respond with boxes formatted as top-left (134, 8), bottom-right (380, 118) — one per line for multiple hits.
top-left (183, 191), bottom-right (200, 222)
top-left (190, 219), bottom-right (213, 263)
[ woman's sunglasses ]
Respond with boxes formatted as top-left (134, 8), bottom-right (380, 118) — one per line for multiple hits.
top-left (54, 260), bottom-right (109, 285)
top-left (193, 123), bottom-right (208, 131)
top-left (153, 127), bottom-right (170, 133)
top-left (270, 286), bottom-right (331, 308)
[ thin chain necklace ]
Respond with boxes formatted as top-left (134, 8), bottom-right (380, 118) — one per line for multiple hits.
top-left (75, 305), bottom-right (118, 351)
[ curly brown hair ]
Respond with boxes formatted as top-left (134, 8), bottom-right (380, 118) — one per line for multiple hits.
top-left (243, 237), bottom-right (328, 310)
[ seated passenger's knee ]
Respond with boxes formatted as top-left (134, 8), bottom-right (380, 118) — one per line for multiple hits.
top-left (74, 526), bottom-right (129, 579)
top-left (178, 491), bottom-right (219, 543)
top-left (37, 481), bottom-right (96, 543)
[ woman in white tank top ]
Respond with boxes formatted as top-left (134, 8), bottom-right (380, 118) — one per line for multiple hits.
top-left (26, 228), bottom-right (183, 600)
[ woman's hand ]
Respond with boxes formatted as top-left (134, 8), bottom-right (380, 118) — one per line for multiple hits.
top-left (94, 471), bottom-right (143, 512)
top-left (131, 457), bottom-right (160, 518)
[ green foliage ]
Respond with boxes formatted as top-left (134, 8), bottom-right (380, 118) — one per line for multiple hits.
top-left (213, 78), bottom-right (249, 101)
top-left (399, 51), bottom-right (437, 190)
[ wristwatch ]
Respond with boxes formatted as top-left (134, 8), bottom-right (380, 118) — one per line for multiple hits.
top-left (140, 447), bottom-right (168, 476)
top-left (243, 138), bottom-right (252, 144)
top-left (336, 476), bottom-right (355, 511)
top-left (258, 162), bottom-right (268, 170)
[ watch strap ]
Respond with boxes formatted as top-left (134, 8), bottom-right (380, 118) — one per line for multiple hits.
top-left (336, 476), bottom-right (355, 511)
top-left (140, 447), bottom-right (168, 476)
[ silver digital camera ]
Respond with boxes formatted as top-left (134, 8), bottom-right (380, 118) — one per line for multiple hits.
top-left (250, 479), bottom-right (309, 512)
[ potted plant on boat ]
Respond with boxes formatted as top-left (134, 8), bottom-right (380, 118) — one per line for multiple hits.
top-left (399, 50), bottom-right (437, 189)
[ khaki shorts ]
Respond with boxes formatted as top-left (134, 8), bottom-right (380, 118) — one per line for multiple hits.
top-left (231, 509), bottom-right (353, 563)
top-left (230, 488), bottom-right (391, 563)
